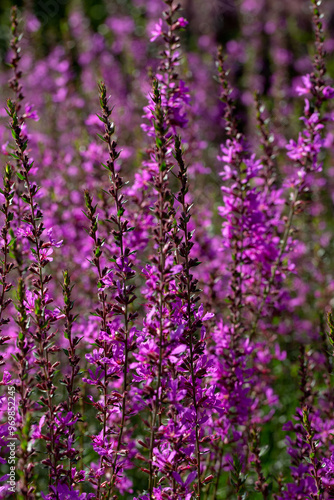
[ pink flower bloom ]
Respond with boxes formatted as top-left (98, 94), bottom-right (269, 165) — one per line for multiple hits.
top-left (296, 74), bottom-right (312, 95)
top-left (150, 19), bottom-right (163, 42)
top-left (178, 17), bottom-right (188, 28)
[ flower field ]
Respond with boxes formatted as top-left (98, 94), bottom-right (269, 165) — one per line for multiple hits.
top-left (1, 0), bottom-right (334, 498)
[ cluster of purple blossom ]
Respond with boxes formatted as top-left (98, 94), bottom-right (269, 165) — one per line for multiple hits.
top-left (1, 0), bottom-right (334, 498)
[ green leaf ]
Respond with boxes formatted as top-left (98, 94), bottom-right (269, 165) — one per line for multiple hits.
top-left (16, 172), bottom-right (25, 181)
top-left (96, 114), bottom-right (106, 123)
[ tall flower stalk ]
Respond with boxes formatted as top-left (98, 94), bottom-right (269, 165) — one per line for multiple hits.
top-left (84, 82), bottom-right (137, 499)
top-left (146, 81), bottom-right (175, 498)
top-left (7, 95), bottom-right (62, 489)
top-left (5, 9), bottom-right (64, 495)
top-left (173, 136), bottom-right (203, 498)
top-left (98, 81), bottom-right (137, 497)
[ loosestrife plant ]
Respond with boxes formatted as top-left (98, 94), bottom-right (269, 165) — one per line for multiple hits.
top-left (1, 0), bottom-right (334, 499)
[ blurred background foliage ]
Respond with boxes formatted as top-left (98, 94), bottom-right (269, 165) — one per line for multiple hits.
top-left (0, 0), bottom-right (332, 66)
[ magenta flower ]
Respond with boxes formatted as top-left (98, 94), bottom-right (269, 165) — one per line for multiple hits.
top-left (177, 17), bottom-right (188, 28)
top-left (150, 19), bottom-right (163, 42)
